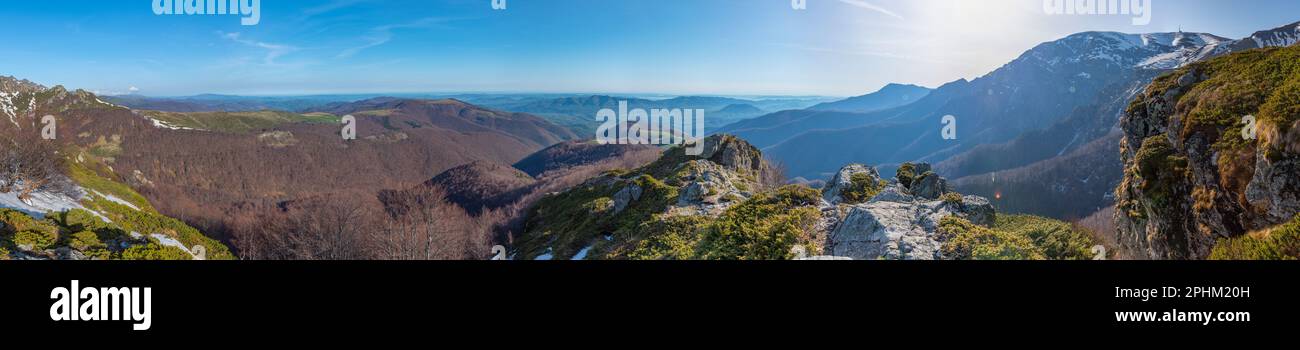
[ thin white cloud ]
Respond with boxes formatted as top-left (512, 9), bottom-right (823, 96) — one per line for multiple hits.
top-left (303, 0), bottom-right (375, 16)
top-left (838, 0), bottom-right (905, 20)
top-left (218, 32), bottom-right (299, 65)
top-left (337, 17), bottom-right (456, 59)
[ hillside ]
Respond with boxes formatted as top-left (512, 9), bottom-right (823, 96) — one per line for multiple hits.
top-left (1117, 43), bottom-right (1300, 259)
top-left (950, 132), bottom-right (1123, 220)
top-left (310, 97), bottom-right (579, 148)
top-left (0, 91), bottom-right (233, 260)
top-left (137, 110), bottom-right (341, 133)
top-left (512, 140), bottom-right (662, 177)
top-left (383, 161), bottom-right (537, 217)
top-left (1, 76), bottom-right (595, 258)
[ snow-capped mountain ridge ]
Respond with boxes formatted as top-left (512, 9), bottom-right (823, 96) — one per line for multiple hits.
top-left (1019, 31), bottom-right (1230, 70)
top-left (0, 79), bottom-right (124, 130)
top-left (1246, 20), bottom-right (1300, 47)
top-left (1138, 21), bottom-right (1300, 69)
top-left (1, 76), bottom-right (42, 125)
top-left (1018, 22), bottom-right (1298, 72)
top-left (0, 75), bottom-right (45, 95)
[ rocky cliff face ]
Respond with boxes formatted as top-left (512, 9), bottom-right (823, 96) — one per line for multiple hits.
top-left (1117, 44), bottom-right (1300, 259)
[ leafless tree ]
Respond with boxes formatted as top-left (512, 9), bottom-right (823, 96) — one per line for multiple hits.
top-left (232, 196), bottom-right (373, 260)
top-left (0, 134), bottom-right (78, 202)
top-left (760, 156), bottom-right (789, 189)
top-left (370, 185), bottom-right (488, 260)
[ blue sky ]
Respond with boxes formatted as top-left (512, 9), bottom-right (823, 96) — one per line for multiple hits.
top-left (1, 0), bottom-right (1297, 96)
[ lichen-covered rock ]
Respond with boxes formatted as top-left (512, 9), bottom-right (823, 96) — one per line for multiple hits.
top-left (959, 195), bottom-right (996, 227)
top-left (611, 183), bottom-right (643, 214)
top-left (822, 164), bottom-right (881, 204)
top-left (672, 160), bottom-right (755, 216)
top-left (699, 134), bottom-right (764, 175)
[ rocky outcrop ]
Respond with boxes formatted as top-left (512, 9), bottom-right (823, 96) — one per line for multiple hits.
top-left (611, 183), bottom-right (643, 214)
top-left (910, 172), bottom-right (949, 200)
top-left (822, 164), bottom-right (880, 204)
top-left (1116, 44), bottom-right (1300, 260)
top-left (817, 164), bottom-right (996, 260)
top-left (515, 134), bottom-right (773, 259)
top-left (698, 134), bottom-right (766, 175)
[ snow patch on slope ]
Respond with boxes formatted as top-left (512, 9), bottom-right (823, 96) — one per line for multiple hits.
top-left (145, 115), bottom-right (197, 130)
top-left (90, 190), bottom-right (141, 211)
top-left (0, 92), bottom-right (17, 126)
top-left (0, 189), bottom-right (85, 219)
top-left (149, 233), bottom-right (199, 259)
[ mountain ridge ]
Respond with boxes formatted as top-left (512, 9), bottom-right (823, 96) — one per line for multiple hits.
top-left (806, 83), bottom-right (932, 114)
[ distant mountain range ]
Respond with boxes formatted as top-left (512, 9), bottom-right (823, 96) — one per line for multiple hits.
top-left (489, 94), bottom-right (834, 134)
top-left (807, 83), bottom-right (932, 113)
top-left (103, 92), bottom-right (838, 138)
top-left (101, 94), bottom-right (379, 113)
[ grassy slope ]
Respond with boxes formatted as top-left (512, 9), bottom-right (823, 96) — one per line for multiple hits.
top-left (939, 214), bottom-right (1097, 260)
top-left (1210, 214), bottom-right (1300, 260)
top-left (140, 110), bottom-right (342, 133)
top-left (1, 150), bottom-right (234, 260)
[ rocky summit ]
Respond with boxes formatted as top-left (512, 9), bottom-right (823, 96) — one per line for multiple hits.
top-left (815, 163), bottom-right (996, 260)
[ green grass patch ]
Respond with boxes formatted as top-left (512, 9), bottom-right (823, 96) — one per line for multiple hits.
top-left (695, 185), bottom-right (822, 260)
top-left (65, 154), bottom-right (156, 213)
top-left (940, 214), bottom-right (1096, 260)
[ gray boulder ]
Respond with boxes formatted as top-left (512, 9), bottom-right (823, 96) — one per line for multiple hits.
top-left (1246, 150), bottom-right (1300, 226)
top-left (611, 183), bottom-right (644, 214)
top-left (870, 183), bottom-right (914, 203)
top-left (958, 195), bottom-right (996, 227)
top-left (910, 172), bottom-right (949, 200)
top-left (828, 200), bottom-right (959, 260)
